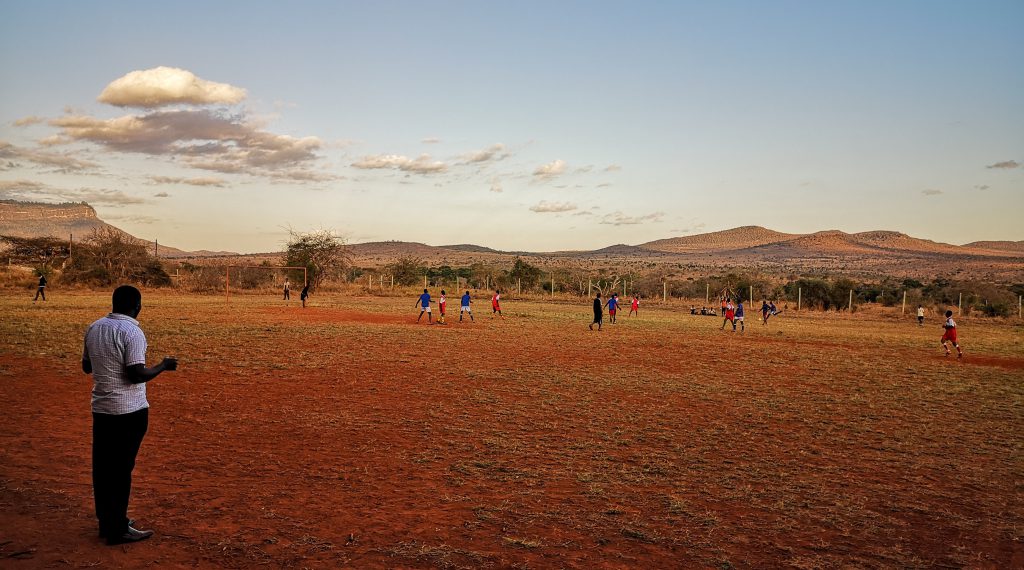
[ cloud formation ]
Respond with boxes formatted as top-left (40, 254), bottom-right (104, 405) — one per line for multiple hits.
top-left (98, 66), bottom-right (247, 108)
top-left (0, 141), bottom-right (98, 172)
top-left (13, 116), bottom-right (45, 127)
top-left (604, 164), bottom-right (622, 172)
top-left (533, 159), bottom-right (566, 180)
top-left (973, 184), bottom-right (990, 191)
top-left (490, 177), bottom-right (503, 193)
top-left (421, 137), bottom-right (441, 144)
top-left (463, 143), bottom-right (508, 163)
top-left (154, 192), bottom-right (170, 198)
top-left (149, 175), bottom-right (227, 187)
top-left (0, 179), bottom-right (144, 206)
top-left (46, 109), bottom-right (323, 180)
top-left (986, 160), bottom-right (1019, 169)
top-left (921, 189), bottom-right (943, 196)
top-left (599, 211), bottom-right (665, 225)
top-left (351, 153), bottom-right (447, 174)
top-left (529, 200), bottom-right (577, 213)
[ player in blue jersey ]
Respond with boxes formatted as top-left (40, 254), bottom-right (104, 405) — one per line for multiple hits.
top-left (604, 293), bottom-right (621, 324)
top-left (414, 289), bottom-right (432, 323)
top-left (459, 291), bottom-right (474, 322)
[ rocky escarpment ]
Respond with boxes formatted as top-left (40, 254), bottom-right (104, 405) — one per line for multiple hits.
top-left (0, 200), bottom-right (116, 239)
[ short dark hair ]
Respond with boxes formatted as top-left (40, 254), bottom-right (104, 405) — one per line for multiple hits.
top-left (112, 285), bottom-right (141, 314)
top-left (945, 310), bottom-right (953, 317)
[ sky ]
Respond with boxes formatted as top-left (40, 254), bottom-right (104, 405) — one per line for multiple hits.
top-left (1, 1), bottom-right (1022, 253)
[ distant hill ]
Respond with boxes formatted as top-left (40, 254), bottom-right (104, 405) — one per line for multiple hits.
top-left (0, 199), bottom-right (233, 258)
top-left (962, 240), bottom-right (1024, 255)
top-left (439, 244), bottom-right (503, 254)
top-left (0, 200), bottom-right (117, 239)
top-left (641, 226), bottom-right (798, 252)
top-left (3, 199), bottom-right (1021, 280)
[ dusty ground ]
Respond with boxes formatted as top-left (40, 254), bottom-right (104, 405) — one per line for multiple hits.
top-left (1, 291), bottom-right (1022, 569)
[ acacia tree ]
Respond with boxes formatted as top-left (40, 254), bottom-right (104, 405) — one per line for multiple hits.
top-left (387, 256), bottom-right (426, 286)
top-left (284, 229), bottom-right (351, 291)
top-left (0, 235), bottom-right (70, 275)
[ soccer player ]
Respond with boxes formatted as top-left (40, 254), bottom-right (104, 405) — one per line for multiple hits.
top-left (761, 299), bottom-right (771, 325)
top-left (721, 299), bottom-right (735, 330)
top-left (283, 278), bottom-right (290, 301)
top-left (604, 293), bottom-right (620, 324)
top-left (491, 289), bottom-right (503, 319)
top-left (734, 300), bottom-right (745, 332)
top-left (300, 283), bottom-right (309, 308)
top-left (629, 295), bottom-right (639, 317)
top-left (438, 290), bottom-right (447, 324)
top-left (941, 310), bottom-right (963, 358)
top-left (415, 289), bottom-right (432, 323)
top-left (460, 291), bottom-right (474, 322)
top-left (589, 292), bottom-right (603, 331)
top-left (917, 305), bottom-right (925, 326)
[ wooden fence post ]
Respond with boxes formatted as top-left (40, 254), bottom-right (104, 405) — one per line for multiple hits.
top-left (797, 287), bottom-right (801, 312)
top-left (902, 291), bottom-right (906, 315)
top-left (958, 292), bottom-right (962, 316)
top-left (849, 289), bottom-right (853, 311)
top-left (663, 280), bottom-right (667, 303)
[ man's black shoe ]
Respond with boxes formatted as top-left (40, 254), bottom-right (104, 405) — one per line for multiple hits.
top-left (106, 526), bottom-right (153, 545)
top-left (99, 519), bottom-right (136, 538)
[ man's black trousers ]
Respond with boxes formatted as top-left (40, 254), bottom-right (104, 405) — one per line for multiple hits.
top-left (93, 408), bottom-right (148, 537)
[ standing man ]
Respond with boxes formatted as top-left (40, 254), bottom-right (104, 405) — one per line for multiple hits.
top-left (460, 290), bottom-right (474, 322)
top-left (82, 285), bottom-right (177, 545)
top-left (283, 278), bottom-right (291, 301)
top-left (33, 272), bottom-right (47, 303)
top-left (917, 305), bottom-right (925, 326)
top-left (491, 289), bottom-right (504, 319)
top-left (590, 291), bottom-right (603, 331)
top-left (415, 288), bottom-right (432, 323)
top-left (300, 282), bottom-right (310, 308)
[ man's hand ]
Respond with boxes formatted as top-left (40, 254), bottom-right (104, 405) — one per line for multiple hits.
top-left (162, 357), bottom-right (178, 371)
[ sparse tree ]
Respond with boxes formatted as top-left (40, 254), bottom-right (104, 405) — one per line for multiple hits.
top-left (284, 228), bottom-right (351, 291)
top-left (387, 256), bottom-right (426, 286)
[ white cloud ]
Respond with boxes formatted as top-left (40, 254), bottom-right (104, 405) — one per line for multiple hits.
top-left (530, 200), bottom-right (577, 213)
top-left (599, 211), bottom-right (665, 225)
top-left (604, 164), bottom-right (622, 172)
top-left (533, 159), bottom-right (566, 180)
top-left (421, 137), bottom-right (441, 144)
top-left (0, 141), bottom-right (98, 172)
top-left (98, 66), bottom-right (247, 108)
top-left (46, 110), bottom-right (324, 181)
top-left (13, 116), bottom-right (45, 127)
top-left (490, 177), bottom-right (503, 193)
top-left (351, 153), bottom-right (447, 174)
top-left (463, 143), bottom-right (508, 163)
top-left (0, 180), bottom-right (144, 206)
top-left (986, 160), bottom-right (1019, 169)
top-left (149, 175), bottom-right (227, 187)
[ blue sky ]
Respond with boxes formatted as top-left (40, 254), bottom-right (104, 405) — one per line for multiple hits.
top-left (1, 1), bottom-right (1022, 252)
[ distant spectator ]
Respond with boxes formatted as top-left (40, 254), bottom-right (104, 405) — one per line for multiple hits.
top-left (33, 273), bottom-right (47, 303)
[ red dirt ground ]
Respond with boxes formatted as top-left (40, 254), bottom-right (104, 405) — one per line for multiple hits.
top-left (1, 294), bottom-right (1022, 568)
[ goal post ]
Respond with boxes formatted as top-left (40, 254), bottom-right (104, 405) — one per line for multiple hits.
top-left (225, 265), bottom-right (307, 302)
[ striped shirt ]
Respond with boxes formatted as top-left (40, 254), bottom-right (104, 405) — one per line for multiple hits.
top-left (83, 313), bottom-right (149, 415)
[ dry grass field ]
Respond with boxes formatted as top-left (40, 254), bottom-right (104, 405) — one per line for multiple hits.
top-left (1, 290), bottom-right (1022, 568)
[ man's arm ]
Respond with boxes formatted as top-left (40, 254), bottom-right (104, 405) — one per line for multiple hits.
top-left (82, 358), bottom-right (92, 374)
top-left (125, 357), bottom-right (178, 384)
